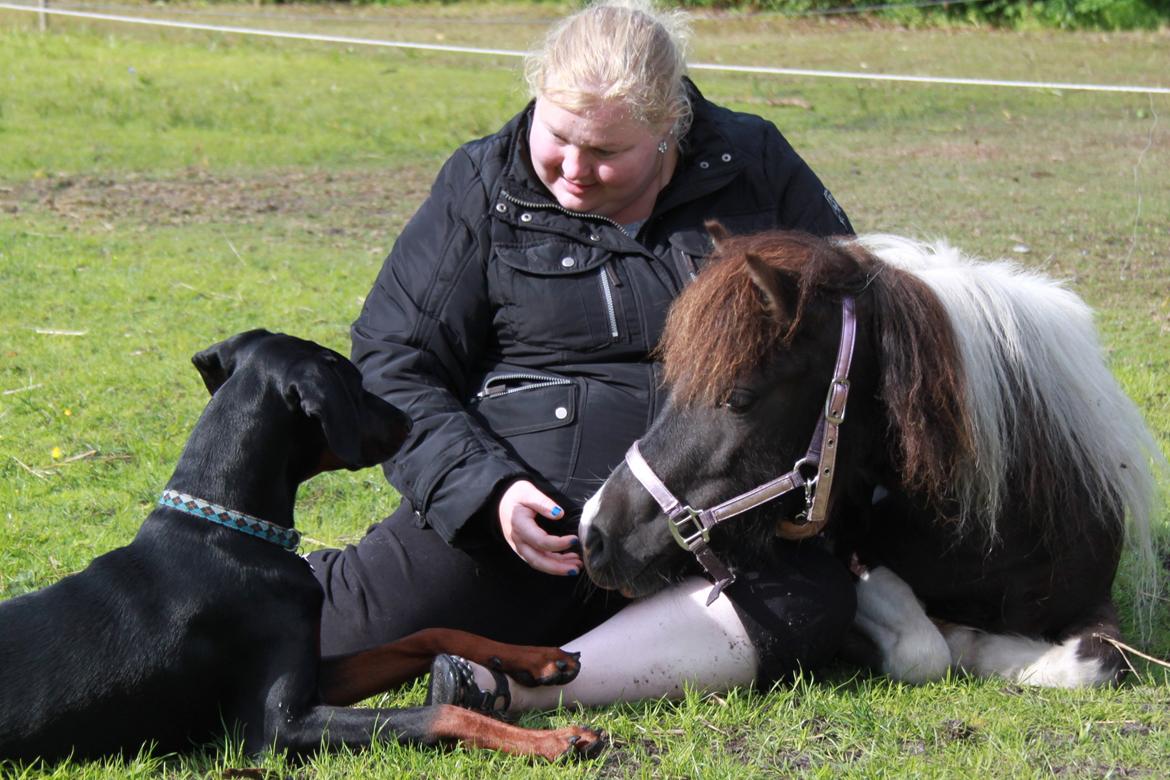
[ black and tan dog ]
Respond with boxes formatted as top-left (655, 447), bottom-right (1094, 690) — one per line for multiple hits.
top-left (0, 330), bottom-right (597, 765)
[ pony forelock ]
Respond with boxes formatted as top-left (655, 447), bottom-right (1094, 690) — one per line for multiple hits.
top-left (660, 231), bottom-right (858, 407)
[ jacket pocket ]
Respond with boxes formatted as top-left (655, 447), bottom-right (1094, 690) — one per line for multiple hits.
top-left (470, 373), bottom-right (581, 489)
top-left (492, 244), bottom-right (624, 352)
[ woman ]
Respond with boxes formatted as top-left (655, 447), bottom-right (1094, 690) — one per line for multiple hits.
top-left (309, 0), bottom-right (856, 713)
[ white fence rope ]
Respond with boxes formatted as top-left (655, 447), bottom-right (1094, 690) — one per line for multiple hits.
top-left (2, 2), bottom-right (1167, 95)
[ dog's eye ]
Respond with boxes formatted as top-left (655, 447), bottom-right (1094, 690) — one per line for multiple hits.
top-left (721, 388), bottom-right (757, 412)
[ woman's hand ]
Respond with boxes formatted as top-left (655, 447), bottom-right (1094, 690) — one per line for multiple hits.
top-left (498, 479), bottom-right (582, 576)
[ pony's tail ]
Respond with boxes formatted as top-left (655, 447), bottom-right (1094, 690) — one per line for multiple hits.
top-left (1123, 446), bottom-right (1166, 647)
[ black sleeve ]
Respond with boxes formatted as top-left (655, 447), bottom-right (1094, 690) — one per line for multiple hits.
top-left (350, 148), bottom-right (526, 547)
top-left (767, 129), bottom-right (855, 237)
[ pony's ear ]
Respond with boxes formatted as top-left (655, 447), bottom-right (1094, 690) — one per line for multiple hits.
top-left (705, 220), bottom-right (730, 246)
top-left (745, 253), bottom-right (799, 321)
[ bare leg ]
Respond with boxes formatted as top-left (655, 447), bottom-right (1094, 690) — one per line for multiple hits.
top-left (460, 576), bottom-right (758, 713)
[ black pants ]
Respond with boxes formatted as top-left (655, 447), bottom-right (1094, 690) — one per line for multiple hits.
top-left (308, 503), bottom-right (855, 686)
top-left (308, 503), bottom-right (628, 656)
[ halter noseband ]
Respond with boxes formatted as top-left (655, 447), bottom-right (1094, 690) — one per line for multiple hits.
top-left (624, 296), bottom-right (857, 605)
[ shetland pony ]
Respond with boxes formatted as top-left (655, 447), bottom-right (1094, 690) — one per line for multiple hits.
top-left (580, 228), bottom-right (1161, 687)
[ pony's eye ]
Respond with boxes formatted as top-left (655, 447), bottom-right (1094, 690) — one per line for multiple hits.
top-left (721, 388), bottom-right (757, 412)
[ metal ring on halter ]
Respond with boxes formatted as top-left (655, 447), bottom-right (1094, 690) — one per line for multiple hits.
top-left (667, 506), bottom-right (708, 550)
top-left (793, 457), bottom-right (820, 487)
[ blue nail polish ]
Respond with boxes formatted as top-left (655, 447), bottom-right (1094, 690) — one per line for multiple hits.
top-left (551, 506), bottom-right (563, 518)
top-left (567, 568), bottom-right (578, 577)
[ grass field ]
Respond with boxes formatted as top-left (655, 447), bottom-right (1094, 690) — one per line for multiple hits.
top-left (1, 3), bottom-right (1169, 777)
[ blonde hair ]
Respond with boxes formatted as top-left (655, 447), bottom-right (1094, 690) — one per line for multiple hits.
top-left (524, 0), bottom-right (693, 137)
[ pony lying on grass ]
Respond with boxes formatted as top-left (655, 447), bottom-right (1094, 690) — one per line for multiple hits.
top-left (582, 227), bottom-right (1163, 688)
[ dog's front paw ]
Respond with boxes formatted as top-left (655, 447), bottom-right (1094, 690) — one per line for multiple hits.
top-left (550, 725), bottom-right (606, 761)
top-left (490, 647), bottom-right (581, 686)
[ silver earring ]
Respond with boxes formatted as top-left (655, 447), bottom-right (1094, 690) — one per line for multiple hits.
top-left (657, 140), bottom-right (669, 155)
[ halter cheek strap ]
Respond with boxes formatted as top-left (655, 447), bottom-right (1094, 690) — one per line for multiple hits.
top-left (623, 296), bottom-right (857, 605)
top-left (778, 295), bottom-right (856, 538)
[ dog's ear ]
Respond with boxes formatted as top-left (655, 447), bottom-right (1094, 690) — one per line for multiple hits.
top-left (192, 330), bottom-right (273, 395)
top-left (289, 355), bottom-right (411, 470)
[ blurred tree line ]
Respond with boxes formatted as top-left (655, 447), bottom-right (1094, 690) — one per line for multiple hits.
top-left (326, 0), bottom-right (1169, 30)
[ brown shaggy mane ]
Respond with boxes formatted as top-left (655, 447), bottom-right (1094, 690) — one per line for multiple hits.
top-left (659, 228), bottom-right (974, 505)
top-left (659, 230), bottom-right (867, 408)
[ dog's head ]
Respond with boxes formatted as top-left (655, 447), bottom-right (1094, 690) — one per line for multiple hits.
top-left (192, 329), bottom-right (411, 472)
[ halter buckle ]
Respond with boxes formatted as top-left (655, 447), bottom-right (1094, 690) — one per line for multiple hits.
top-left (825, 378), bottom-right (851, 425)
top-left (668, 506), bottom-right (709, 550)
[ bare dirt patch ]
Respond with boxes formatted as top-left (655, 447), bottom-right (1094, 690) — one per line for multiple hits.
top-left (0, 167), bottom-right (433, 238)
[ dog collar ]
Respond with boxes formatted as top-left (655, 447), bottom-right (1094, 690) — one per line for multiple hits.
top-left (159, 489), bottom-right (301, 552)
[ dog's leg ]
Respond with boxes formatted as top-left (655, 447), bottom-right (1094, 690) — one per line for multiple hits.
top-left (319, 628), bottom-right (581, 706)
top-left (270, 704), bottom-right (603, 761)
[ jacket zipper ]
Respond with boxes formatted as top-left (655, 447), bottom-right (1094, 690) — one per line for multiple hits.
top-left (501, 190), bottom-right (630, 235)
top-left (475, 372), bottom-right (572, 400)
top-left (598, 268), bottom-right (620, 339)
top-left (674, 246), bottom-right (700, 283)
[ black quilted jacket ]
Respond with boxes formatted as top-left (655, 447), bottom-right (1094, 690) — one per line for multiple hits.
top-left (351, 81), bottom-right (853, 547)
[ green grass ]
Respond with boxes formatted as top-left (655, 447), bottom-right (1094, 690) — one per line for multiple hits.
top-left (1, 3), bottom-right (1169, 777)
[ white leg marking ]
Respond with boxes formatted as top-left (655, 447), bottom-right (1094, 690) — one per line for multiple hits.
top-left (853, 566), bottom-right (951, 684)
top-left (942, 628), bottom-right (1111, 688)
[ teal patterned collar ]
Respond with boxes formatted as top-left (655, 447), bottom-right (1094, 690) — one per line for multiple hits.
top-left (159, 489), bottom-right (301, 552)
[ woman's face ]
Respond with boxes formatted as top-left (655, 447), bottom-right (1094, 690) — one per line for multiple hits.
top-left (528, 97), bottom-right (671, 225)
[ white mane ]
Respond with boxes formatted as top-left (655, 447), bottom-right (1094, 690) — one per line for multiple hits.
top-left (852, 234), bottom-right (1162, 631)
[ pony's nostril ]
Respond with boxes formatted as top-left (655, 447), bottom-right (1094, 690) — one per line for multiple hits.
top-left (582, 525), bottom-right (607, 569)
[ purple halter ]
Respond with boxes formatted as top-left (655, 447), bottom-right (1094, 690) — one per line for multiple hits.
top-left (624, 297), bottom-right (857, 605)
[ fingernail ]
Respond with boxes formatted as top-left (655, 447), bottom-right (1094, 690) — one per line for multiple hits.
top-left (551, 506), bottom-right (563, 518)
top-left (566, 568), bottom-right (578, 577)
top-left (569, 537), bottom-right (580, 549)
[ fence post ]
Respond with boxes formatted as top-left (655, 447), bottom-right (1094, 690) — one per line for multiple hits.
top-left (39, 0), bottom-right (49, 31)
